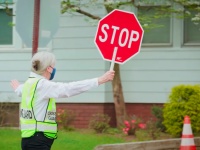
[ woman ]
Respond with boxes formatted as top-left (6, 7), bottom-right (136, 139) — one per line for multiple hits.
top-left (11, 51), bottom-right (115, 150)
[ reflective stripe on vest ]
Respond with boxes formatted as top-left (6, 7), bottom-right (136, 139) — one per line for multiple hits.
top-left (21, 123), bottom-right (57, 131)
top-left (20, 78), bottom-right (57, 139)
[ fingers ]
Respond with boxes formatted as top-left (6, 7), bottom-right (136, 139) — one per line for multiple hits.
top-left (106, 71), bottom-right (115, 81)
top-left (10, 80), bottom-right (20, 90)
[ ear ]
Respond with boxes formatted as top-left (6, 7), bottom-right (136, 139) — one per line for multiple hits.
top-left (46, 66), bottom-right (52, 73)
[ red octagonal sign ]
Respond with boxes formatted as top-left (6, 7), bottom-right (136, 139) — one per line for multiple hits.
top-left (95, 9), bottom-right (144, 64)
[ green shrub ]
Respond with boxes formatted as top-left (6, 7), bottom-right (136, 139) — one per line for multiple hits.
top-left (89, 113), bottom-right (110, 133)
top-left (163, 84), bottom-right (200, 137)
top-left (0, 103), bottom-right (18, 127)
top-left (145, 119), bottom-right (161, 140)
top-left (135, 130), bottom-right (151, 141)
top-left (151, 105), bottom-right (166, 132)
top-left (105, 128), bottom-right (121, 135)
top-left (57, 109), bottom-right (76, 131)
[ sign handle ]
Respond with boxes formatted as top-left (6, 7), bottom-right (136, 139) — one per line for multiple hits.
top-left (110, 47), bottom-right (118, 71)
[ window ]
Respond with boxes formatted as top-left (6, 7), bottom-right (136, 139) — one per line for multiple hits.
top-left (0, 0), bottom-right (23, 50)
top-left (135, 0), bottom-right (200, 47)
top-left (0, 0), bottom-right (53, 51)
top-left (184, 7), bottom-right (200, 44)
top-left (0, 9), bottom-right (13, 45)
top-left (138, 6), bottom-right (171, 45)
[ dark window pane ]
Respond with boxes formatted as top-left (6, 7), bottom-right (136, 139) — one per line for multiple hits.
top-left (0, 9), bottom-right (13, 45)
top-left (184, 7), bottom-right (200, 44)
top-left (138, 7), bottom-right (171, 44)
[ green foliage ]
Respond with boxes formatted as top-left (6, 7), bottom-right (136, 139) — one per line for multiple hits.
top-left (163, 84), bottom-right (200, 137)
top-left (151, 105), bottom-right (166, 132)
top-left (57, 109), bottom-right (76, 131)
top-left (145, 119), bottom-right (161, 140)
top-left (0, 103), bottom-right (18, 127)
top-left (134, 119), bottom-right (161, 141)
top-left (89, 113), bottom-right (110, 133)
top-left (135, 129), bottom-right (151, 141)
top-left (137, 6), bottom-right (168, 32)
top-left (105, 127), bottom-right (122, 135)
top-left (61, 0), bottom-right (80, 14)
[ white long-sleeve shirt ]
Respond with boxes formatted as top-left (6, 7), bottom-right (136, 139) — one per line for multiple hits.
top-left (16, 72), bottom-right (99, 121)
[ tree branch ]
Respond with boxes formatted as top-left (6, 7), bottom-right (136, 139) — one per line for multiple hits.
top-left (0, 2), bottom-right (15, 16)
top-left (76, 8), bottom-right (101, 20)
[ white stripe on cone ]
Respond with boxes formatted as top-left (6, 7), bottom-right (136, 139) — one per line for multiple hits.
top-left (181, 138), bottom-right (195, 146)
top-left (182, 124), bottom-right (193, 134)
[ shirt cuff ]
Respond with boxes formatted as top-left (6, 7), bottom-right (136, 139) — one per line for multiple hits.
top-left (94, 78), bottom-right (99, 87)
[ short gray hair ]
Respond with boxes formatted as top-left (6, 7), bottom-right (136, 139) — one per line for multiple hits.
top-left (31, 51), bottom-right (56, 75)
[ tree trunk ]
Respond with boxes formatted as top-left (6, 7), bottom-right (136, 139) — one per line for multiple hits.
top-left (112, 63), bottom-right (127, 127)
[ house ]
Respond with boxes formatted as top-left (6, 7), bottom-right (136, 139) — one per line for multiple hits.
top-left (0, 0), bottom-right (200, 128)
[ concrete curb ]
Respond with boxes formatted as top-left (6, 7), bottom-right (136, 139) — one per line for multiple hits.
top-left (94, 137), bottom-right (200, 150)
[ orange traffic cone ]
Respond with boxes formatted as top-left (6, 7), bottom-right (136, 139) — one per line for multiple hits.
top-left (180, 116), bottom-right (196, 150)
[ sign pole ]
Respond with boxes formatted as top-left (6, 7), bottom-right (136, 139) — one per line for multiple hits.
top-left (32, 0), bottom-right (41, 56)
top-left (110, 47), bottom-right (118, 71)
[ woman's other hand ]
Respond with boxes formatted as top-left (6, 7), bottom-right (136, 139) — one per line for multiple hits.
top-left (10, 80), bottom-right (20, 91)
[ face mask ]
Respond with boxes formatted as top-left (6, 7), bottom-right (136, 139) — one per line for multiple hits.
top-left (50, 68), bottom-right (56, 80)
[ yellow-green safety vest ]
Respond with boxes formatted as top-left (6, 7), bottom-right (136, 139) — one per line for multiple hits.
top-left (20, 78), bottom-right (57, 139)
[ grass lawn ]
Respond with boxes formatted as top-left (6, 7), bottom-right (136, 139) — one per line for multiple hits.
top-left (0, 128), bottom-right (21, 150)
top-left (0, 128), bottom-right (174, 150)
top-left (0, 128), bottom-right (126, 150)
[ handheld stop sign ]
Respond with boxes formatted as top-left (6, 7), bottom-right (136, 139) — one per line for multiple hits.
top-left (94, 9), bottom-right (144, 70)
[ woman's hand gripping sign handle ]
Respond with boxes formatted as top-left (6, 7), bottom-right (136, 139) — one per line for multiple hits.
top-left (98, 47), bottom-right (117, 85)
top-left (98, 71), bottom-right (115, 85)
